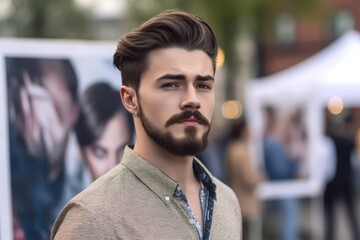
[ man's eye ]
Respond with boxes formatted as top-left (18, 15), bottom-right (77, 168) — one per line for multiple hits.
top-left (161, 83), bottom-right (179, 88)
top-left (197, 83), bottom-right (212, 89)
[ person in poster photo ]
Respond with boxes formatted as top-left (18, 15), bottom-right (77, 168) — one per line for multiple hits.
top-left (75, 82), bottom-right (133, 180)
top-left (51, 9), bottom-right (242, 240)
top-left (6, 57), bottom-right (79, 240)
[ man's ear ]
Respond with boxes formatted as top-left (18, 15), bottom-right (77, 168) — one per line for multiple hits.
top-left (120, 86), bottom-right (138, 115)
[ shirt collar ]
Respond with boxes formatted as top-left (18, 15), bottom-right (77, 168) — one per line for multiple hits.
top-left (193, 160), bottom-right (217, 199)
top-left (120, 146), bottom-right (217, 204)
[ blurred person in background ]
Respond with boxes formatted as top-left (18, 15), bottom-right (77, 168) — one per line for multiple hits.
top-left (226, 118), bottom-right (265, 240)
top-left (197, 127), bottom-right (228, 183)
top-left (263, 106), bottom-right (301, 181)
top-left (262, 106), bottom-right (301, 240)
top-left (323, 114), bottom-right (360, 240)
top-left (284, 107), bottom-right (308, 176)
top-left (75, 82), bottom-right (133, 181)
top-left (6, 57), bottom-right (79, 240)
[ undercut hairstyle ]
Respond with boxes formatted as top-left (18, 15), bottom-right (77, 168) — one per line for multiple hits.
top-left (113, 9), bottom-right (218, 91)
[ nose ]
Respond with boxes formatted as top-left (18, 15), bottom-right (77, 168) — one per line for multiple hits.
top-left (180, 86), bottom-right (200, 110)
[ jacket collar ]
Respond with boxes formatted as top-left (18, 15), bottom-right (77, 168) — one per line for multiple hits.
top-left (120, 146), bottom-right (217, 204)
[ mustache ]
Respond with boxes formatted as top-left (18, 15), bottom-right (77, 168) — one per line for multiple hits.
top-left (165, 110), bottom-right (210, 127)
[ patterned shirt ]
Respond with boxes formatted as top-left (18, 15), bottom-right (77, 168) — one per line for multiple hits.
top-left (173, 161), bottom-right (217, 240)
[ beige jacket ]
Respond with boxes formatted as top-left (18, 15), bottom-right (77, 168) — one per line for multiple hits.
top-left (51, 146), bottom-right (242, 240)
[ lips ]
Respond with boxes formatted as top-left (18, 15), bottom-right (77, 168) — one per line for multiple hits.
top-left (165, 110), bottom-right (209, 127)
top-left (177, 117), bottom-right (201, 124)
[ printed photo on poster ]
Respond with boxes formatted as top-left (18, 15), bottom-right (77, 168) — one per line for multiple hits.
top-left (0, 40), bottom-right (134, 240)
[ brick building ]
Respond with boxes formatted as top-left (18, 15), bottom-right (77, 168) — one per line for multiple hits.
top-left (260, 0), bottom-right (360, 76)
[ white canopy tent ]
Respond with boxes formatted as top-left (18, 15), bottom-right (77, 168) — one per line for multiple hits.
top-left (247, 30), bottom-right (360, 105)
top-left (245, 30), bottom-right (360, 200)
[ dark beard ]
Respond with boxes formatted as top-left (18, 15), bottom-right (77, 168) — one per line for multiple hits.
top-left (138, 102), bottom-right (210, 156)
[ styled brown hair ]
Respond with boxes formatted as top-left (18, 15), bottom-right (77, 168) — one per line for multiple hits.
top-left (113, 9), bottom-right (218, 91)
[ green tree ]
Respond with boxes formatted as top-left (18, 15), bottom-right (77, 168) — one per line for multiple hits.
top-left (126, 0), bottom-right (325, 99)
top-left (1, 0), bottom-right (93, 39)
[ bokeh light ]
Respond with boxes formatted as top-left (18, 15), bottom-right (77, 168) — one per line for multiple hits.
top-left (221, 100), bottom-right (243, 119)
top-left (216, 47), bottom-right (225, 70)
top-left (327, 96), bottom-right (344, 115)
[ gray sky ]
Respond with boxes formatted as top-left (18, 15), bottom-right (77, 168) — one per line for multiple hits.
top-left (75, 0), bottom-right (126, 18)
top-left (0, 0), bottom-right (126, 19)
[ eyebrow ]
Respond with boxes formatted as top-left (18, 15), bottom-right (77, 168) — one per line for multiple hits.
top-left (157, 74), bottom-right (214, 81)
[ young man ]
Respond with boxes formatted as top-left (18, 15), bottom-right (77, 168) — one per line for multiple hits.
top-left (51, 9), bottom-right (242, 240)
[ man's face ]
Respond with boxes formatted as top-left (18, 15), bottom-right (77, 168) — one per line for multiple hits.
top-left (82, 112), bottom-right (131, 180)
top-left (137, 47), bottom-right (215, 156)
